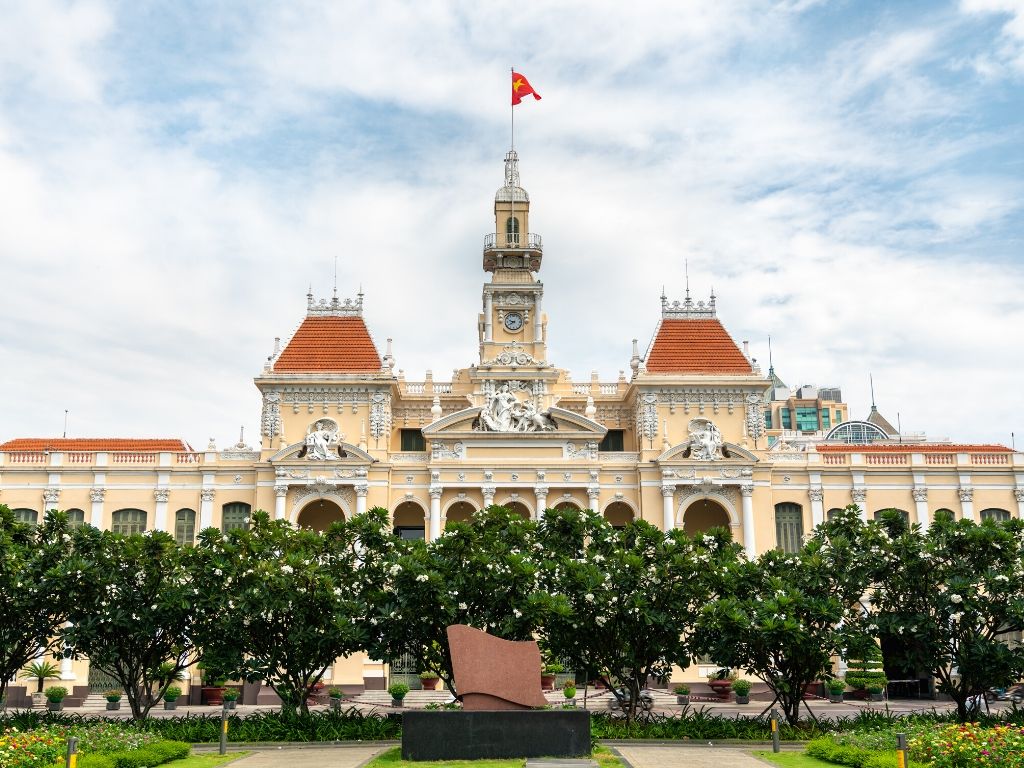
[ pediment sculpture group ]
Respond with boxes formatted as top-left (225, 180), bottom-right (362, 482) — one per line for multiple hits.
top-left (477, 384), bottom-right (556, 433)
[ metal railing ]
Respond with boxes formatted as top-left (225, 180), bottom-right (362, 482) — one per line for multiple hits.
top-left (483, 232), bottom-right (543, 250)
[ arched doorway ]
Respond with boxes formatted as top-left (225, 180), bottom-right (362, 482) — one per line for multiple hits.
top-left (603, 501), bottom-right (634, 528)
top-left (682, 498), bottom-right (730, 535)
top-left (393, 501), bottom-right (426, 540)
top-left (297, 499), bottom-right (345, 532)
top-left (445, 501), bottom-right (475, 527)
top-left (505, 501), bottom-right (531, 520)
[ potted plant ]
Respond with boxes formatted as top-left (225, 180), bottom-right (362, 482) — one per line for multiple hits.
top-left (328, 687), bottom-right (344, 711)
top-left (20, 661), bottom-right (62, 707)
top-left (732, 679), bottom-right (752, 704)
top-left (562, 681), bottom-right (577, 707)
top-left (389, 682), bottom-right (409, 707)
top-left (199, 663), bottom-right (227, 706)
top-left (45, 686), bottom-right (67, 712)
top-left (673, 684), bottom-right (690, 705)
top-left (541, 663), bottom-right (563, 691)
top-left (104, 690), bottom-right (122, 711)
top-left (222, 687), bottom-right (240, 709)
top-left (827, 679), bottom-right (846, 703)
top-left (164, 685), bottom-right (182, 710)
top-left (866, 684), bottom-right (885, 702)
top-left (706, 668), bottom-right (735, 700)
top-left (419, 671), bottom-right (440, 690)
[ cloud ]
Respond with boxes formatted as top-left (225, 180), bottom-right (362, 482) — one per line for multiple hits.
top-left (0, 0), bottom-right (1022, 449)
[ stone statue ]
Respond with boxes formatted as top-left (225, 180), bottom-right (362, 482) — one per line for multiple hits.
top-left (447, 624), bottom-right (548, 710)
top-left (687, 418), bottom-right (723, 461)
top-left (305, 420), bottom-right (340, 461)
top-left (477, 386), bottom-right (556, 433)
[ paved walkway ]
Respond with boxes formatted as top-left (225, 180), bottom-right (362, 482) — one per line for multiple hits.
top-left (227, 745), bottom-right (384, 768)
top-left (615, 745), bottom-right (768, 768)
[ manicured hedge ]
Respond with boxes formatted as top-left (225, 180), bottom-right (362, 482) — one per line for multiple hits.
top-left (73, 741), bottom-right (191, 768)
top-left (806, 738), bottom-right (928, 768)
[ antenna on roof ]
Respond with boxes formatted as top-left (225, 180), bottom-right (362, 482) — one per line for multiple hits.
top-left (767, 336), bottom-right (774, 374)
top-left (333, 255), bottom-right (338, 299)
top-left (1012, 432), bottom-right (1016, 451)
top-left (63, 409), bottom-right (68, 439)
top-left (870, 373), bottom-right (877, 410)
top-left (897, 412), bottom-right (902, 444)
top-left (684, 259), bottom-right (690, 300)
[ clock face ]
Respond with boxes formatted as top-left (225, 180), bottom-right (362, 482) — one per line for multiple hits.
top-left (504, 312), bottom-right (524, 332)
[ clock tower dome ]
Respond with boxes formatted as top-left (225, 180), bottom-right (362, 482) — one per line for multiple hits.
top-left (478, 149), bottom-right (548, 369)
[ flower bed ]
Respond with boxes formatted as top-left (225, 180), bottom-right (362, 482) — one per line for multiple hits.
top-left (0, 728), bottom-right (62, 768)
top-left (0, 723), bottom-right (185, 768)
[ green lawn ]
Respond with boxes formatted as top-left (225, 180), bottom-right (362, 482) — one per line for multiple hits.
top-left (752, 750), bottom-right (837, 768)
top-left (167, 752), bottom-right (251, 768)
top-left (365, 745), bottom-right (623, 768)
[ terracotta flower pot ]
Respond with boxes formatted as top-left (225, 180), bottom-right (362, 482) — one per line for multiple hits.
top-left (202, 686), bottom-right (225, 705)
top-left (708, 679), bottom-right (732, 700)
top-left (541, 674), bottom-right (556, 690)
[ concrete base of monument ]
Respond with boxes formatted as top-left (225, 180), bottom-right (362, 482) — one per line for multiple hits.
top-left (401, 710), bottom-right (591, 761)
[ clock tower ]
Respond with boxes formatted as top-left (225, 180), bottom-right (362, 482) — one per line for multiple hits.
top-left (478, 149), bottom-right (548, 369)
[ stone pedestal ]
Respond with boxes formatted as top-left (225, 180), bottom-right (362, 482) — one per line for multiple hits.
top-left (402, 710), bottom-right (591, 761)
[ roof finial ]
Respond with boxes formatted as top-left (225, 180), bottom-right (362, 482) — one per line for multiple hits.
top-left (870, 373), bottom-right (877, 410)
top-left (333, 255), bottom-right (338, 299)
top-left (684, 259), bottom-right (690, 300)
top-left (768, 336), bottom-right (774, 374)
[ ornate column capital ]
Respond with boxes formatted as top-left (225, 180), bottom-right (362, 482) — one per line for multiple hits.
top-left (740, 483), bottom-right (754, 498)
top-left (912, 486), bottom-right (928, 503)
top-left (534, 484), bottom-right (549, 497)
top-left (851, 487), bottom-right (867, 503)
top-left (661, 484), bottom-right (676, 498)
top-left (89, 487), bottom-right (106, 503)
top-left (274, 484), bottom-right (289, 498)
top-left (153, 488), bottom-right (170, 503)
top-left (354, 483), bottom-right (369, 498)
top-left (958, 486), bottom-right (974, 503)
top-left (200, 488), bottom-right (217, 502)
top-left (808, 486), bottom-right (824, 503)
top-left (1014, 488), bottom-right (1024, 503)
top-left (587, 486), bottom-right (601, 501)
top-left (42, 487), bottom-right (61, 505)
top-left (428, 485), bottom-right (443, 500)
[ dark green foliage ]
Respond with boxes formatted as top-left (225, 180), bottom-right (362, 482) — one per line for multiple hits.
top-left (590, 709), bottom-right (831, 740)
top-left (805, 738), bottom-right (928, 768)
top-left (135, 708), bottom-right (401, 742)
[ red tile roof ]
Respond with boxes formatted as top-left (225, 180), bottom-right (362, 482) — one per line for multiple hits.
top-left (646, 319), bottom-right (754, 375)
top-left (818, 444), bottom-right (1012, 453)
top-left (0, 438), bottom-right (190, 452)
top-left (273, 316), bottom-right (382, 373)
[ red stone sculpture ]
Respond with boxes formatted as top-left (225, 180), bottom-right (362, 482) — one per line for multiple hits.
top-left (447, 624), bottom-right (548, 710)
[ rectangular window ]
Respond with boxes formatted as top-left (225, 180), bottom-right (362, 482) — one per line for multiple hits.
top-left (598, 430), bottom-right (624, 452)
top-left (781, 408), bottom-right (792, 429)
top-left (400, 429), bottom-right (426, 451)
top-left (775, 504), bottom-right (805, 553)
top-left (835, 409), bottom-right (842, 423)
top-left (764, 410), bottom-right (773, 429)
top-left (821, 409), bottom-right (830, 429)
top-left (795, 407), bottom-right (819, 431)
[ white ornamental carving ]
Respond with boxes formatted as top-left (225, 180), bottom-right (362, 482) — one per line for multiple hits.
top-left (808, 487), bottom-right (824, 503)
top-left (912, 486), bottom-right (928, 503)
top-left (304, 418), bottom-right (343, 461)
top-left (153, 488), bottom-right (170, 503)
top-left (495, 292), bottom-right (533, 307)
top-left (370, 392), bottom-right (392, 440)
top-left (481, 342), bottom-right (546, 368)
top-left (851, 488), bottom-right (867, 503)
top-left (565, 442), bottom-right (598, 460)
top-left (637, 393), bottom-right (658, 443)
top-left (687, 418), bottom-right (724, 461)
top-left (89, 488), bottom-right (106, 503)
top-left (43, 487), bottom-right (61, 505)
top-left (431, 441), bottom-right (466, 460)
top-left (476, 384), bottom-right (556, 432)
top-left (1015, 489), bottom-right (1024, 503)
top-left (261, 391), bottom-right (282, 439)
top-left (201, 488), bottom-right (217, 502)
top-left (745, 394), bottom-right (765, 441)
top-left (958, 486), bottom-right (974, 503)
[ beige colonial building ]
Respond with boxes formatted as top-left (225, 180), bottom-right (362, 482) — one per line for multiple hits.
top-left (2, 149), bottom-right (1022, 699)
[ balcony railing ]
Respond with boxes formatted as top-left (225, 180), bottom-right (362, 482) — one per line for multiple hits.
top-left (483, 232), bottom-right (543, 251)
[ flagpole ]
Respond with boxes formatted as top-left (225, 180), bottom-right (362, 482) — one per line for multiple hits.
top-left (509, 66), bottom-right (515, 247)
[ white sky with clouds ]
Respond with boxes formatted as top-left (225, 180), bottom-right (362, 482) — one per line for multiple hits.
top-left (1, 0), bottom-right (1022, 448)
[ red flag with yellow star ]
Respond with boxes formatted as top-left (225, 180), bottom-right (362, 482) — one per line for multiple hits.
top-left (512, 72), bottom-right (541, 105)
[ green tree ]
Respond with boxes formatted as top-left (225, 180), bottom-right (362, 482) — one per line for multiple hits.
top-left (536, 508), bottom-right (742, 721)
top-left (193, 510), bottom-right (381, 716)
top-left (870, 511), bottom-right (1024, 722)
top-left (65, 527), bottom-right (218, 720)
top-left (699, 506), bottom-right (877, 725)
top-left (363, 506), bottom-right (543, 695)
top-left (0, 506), bottom-right (93, 706)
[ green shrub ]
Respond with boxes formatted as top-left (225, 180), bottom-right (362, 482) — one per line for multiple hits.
top-left (45, 686), bottom-right (68, 702)
top-left (672, 684), bottom-right (690, 695)
top-left (163, 686), bottom-right (181, 701)
top-left (732, 679), bottom-right (752, 695)
top-left (827, 679), bottom-right (846, 694)
top-left (388, 683), bottom-right (409, 700)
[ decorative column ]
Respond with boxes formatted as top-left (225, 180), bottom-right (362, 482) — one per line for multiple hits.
top-left (741, 484), bottom-right (756, 559)
top-left (199, 488), bottom-right (216, 529)
top-left (274, 484), bottom-right (288, 520)
top-left (355, 484), bottom-right (368, 516)
top-left (661, 484), bottom-right (676, 532)
top-left (484, 293), bottom-right (493, 342)
top-left (912, 486), bottom-right (930, 529)
top-left (587, 485), bottom-right (601, 515)
top-left (153, 489), bottom-right (169, 532)
top-left (42, 487), bottom-right (61, 514)
top-left (809, 487), bottom-right (824, 527)
top-left (1015, 489), bottom-right (1024, 521)
top-left (89, 488), bottom-right (105, 528)
top-left (429, 486), bottom-right (443, 540)
top-left (482, 471), bottom-right (496, 509)
top-left (852, 487), bottom-right (868, 521)
top-left (958, 486), bottom-right (974, 521)
top-left (59, 621), bottom-right (75, 680)
top-left (534, 485), bottom-right (549, 519)
top-left (534, 293), bottom-right (543, 343)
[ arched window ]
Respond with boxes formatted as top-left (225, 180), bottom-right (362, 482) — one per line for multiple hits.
top-left (505, 215), bottom-right (520, 245)
top-left (393, 501), bottom-right (426, 541)
top-left (111, 508), bottom-right (147, 535)
top-left (825, 507), bottom-right (844, 522)
top-left (934, 508), bottom-right (955, 523)
top-left (175, 508), bottom-right (197, 546)
top-left (873, 508), bottom-right (910, 524)
top-left (221, 502), bottom-right (251, 533)
top-left (980, 508), bottom-right (1011, 523)
top-left (824, 421), bottom-right (889, 444)
top-left (12, 508), bottom-right (38, 527)
top-left (775, 503), bottom-right (804, 554)
top-left (65, 508), bottom-right (86, 528)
